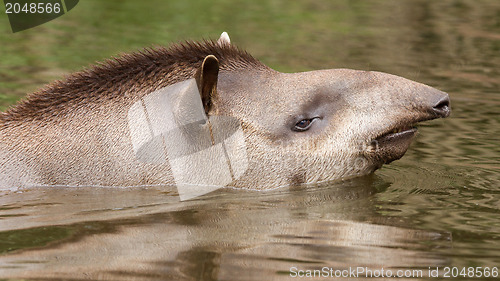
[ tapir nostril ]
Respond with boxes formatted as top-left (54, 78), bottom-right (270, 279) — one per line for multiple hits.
top-left (432, 94), bottom-right (451, 117)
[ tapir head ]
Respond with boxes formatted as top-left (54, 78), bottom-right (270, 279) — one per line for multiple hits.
top-left (196, 33), bottom-right (450, 189)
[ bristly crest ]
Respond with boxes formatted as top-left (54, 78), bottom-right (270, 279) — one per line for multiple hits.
top-left (0, 39), bottom-right (269, 124)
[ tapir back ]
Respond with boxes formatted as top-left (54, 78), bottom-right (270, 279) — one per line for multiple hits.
top-left (0, 39), bottom-right (265, 189)
top-left (0, 98), bottom-right (174, 188)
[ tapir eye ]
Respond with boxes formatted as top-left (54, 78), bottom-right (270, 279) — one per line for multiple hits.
top-left (293, 118), bottom-right (318, 132)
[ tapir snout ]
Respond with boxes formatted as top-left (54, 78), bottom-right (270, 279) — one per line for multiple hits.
top-left (428, 90), bottom-right (451, 118)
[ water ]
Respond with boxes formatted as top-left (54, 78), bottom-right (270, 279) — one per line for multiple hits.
top-left (0, 0), bottom-right (499, 280)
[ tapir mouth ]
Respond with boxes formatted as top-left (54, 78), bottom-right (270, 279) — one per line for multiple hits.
top-left (369, 116), bottom-right (446, 164)
top-left (367, 124), bottom-right (418, 164)
top-left (367, 93), bottom-right (451, 165)
top-left (371, 125), bottom-right (417, 162)
top-left (375, 126), bottom-right (417, 144)
top-left (369, 90), bottom-right (450, 165)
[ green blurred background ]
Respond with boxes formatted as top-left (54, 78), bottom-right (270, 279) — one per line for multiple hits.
top-left (0, 0), bottom-right (499, 111)
top-left (1, 2), bottom-right (500, 276)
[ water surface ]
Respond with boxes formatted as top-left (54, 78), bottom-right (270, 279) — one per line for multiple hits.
top-left (0, 0), bottom-right (499, 280)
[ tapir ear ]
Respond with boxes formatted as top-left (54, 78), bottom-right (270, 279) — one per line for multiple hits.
top-left (195, 55), bottom-right (219, 115)
top-left (217, 32), bottom-right (231, 45)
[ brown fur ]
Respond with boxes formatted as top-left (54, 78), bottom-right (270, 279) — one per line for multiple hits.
top-left (0, 40), bottom-right (268, 125)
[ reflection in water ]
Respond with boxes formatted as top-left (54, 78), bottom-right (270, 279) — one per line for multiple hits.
top-left (0, 177), bottom-right (451, 280)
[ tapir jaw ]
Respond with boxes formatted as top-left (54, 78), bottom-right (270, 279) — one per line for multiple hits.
top-left (365, 95), bottom-right (451, 165)
top-left (367, 126), bottom-right (418, 164)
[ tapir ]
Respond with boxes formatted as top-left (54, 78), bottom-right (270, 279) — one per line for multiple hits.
top-left (0, 32), bottom-right (450, 191)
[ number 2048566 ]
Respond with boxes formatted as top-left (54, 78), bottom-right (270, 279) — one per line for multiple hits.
top-left (442, 267), bottom-right (498, 278)
top-left (5, 2), bottom-right (61, 14)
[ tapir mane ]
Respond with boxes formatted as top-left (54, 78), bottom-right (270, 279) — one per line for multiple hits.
top-left (0, 40), bottom-right (267, 124)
